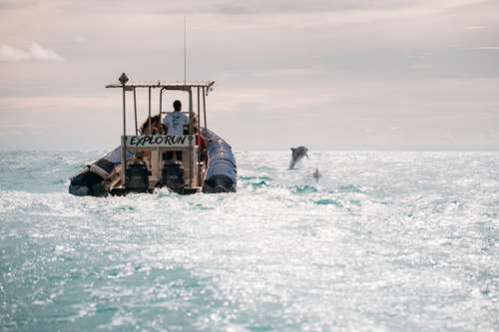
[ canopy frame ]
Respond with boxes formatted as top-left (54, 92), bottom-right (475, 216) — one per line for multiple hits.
top-left (108, 73), bottom-right (214, 190)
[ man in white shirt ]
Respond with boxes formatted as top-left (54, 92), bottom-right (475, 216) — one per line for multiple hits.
top-left (163, 100), bottom-right (189, 161)
top-left (163, 100), bottom-right (189, 136)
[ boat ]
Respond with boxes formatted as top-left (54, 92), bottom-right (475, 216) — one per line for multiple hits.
top-left (69, 73), bottom-right (237, 196)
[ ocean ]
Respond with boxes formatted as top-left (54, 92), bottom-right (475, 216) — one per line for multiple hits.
top-left (0, 151), bottom-right (498, 331)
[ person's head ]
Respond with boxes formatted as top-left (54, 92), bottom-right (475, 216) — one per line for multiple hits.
top-left (140, 115), bottom-right (161, 135)
top-left (173, 100), bottom-right (182, 112)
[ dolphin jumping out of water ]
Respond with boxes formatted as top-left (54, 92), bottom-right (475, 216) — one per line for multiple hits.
top-left (289, 146), bottom-right (309, 170)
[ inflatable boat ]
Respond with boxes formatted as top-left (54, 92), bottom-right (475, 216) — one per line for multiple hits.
top-left (69, 74), bottom-right (237, 196)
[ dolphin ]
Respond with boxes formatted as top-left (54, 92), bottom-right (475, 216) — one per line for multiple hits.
top-left (289, 146), bottom-right (309, 170)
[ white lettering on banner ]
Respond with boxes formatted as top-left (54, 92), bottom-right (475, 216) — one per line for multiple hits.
top-left (126, 135), bottom-right (191, 148)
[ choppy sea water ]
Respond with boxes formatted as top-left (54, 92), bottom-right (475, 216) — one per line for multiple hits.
top-left (0, 150), bottom-right (498, 331)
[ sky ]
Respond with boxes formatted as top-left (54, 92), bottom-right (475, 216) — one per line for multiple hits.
top-left (0, 0), bottom-right (498, 150)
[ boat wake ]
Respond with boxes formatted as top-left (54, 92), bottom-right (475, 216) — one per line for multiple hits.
top-left (1, 150), bottom-right (498, 331)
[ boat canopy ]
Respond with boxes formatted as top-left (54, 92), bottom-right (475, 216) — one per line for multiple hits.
top-left (106, 80), bottom-right (215, 91)
top-left (106, 73), bottom-right (214, 190)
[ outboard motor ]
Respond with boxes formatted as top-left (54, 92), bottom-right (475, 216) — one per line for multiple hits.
top-left (126, 162), bottom-right (150, 193)
top-left (162, 160), bottom-right (185, 194)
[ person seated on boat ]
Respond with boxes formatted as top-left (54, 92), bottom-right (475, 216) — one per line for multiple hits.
top-left (140, 115), bottom-right (163, 135)
top-left (163, 100), bottom-right (190, 136)
top-left (190, 120), bottom-right (207, 161)
top-left (191, 112), bottom-right (199, 132)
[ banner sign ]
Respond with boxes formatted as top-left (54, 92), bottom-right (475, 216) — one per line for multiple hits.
top-left (126, 135), bottom-right (192, 148)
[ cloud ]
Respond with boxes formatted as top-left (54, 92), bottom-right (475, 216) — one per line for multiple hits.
top-left (52, 0), bottom-right (486, 16)
top-left (0, 45), bottom-right (30, 62)
top-left (29, 43), bottom-right (64, 60)
top-left (206, 0), bottom-right (426, 15)
top-left (473, 46), bottom-right (499, 50)
top-left (0, 43), bottom-right (64, 62)
top-left (0, 0), bottom-right (38, 9)
top-left (74, 35), bottom-right (86, 44)
top-left (410, 63), bottom-right (435, 70)
top-left (41, 0), bottom-right (413, 15)
top-left (465, 25), bottom-right (487, 30)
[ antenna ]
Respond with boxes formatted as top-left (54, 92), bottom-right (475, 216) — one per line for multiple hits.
top-left (184, 16), bottom-right (187, 85)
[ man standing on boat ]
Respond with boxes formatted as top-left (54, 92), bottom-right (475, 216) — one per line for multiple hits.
top-left (163, 100), bottom-right (189, 161)
top-left (163, 100), bottom-right (189, 136)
